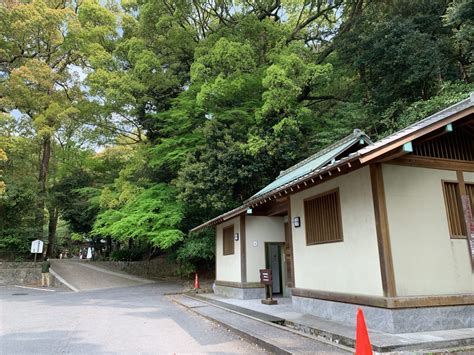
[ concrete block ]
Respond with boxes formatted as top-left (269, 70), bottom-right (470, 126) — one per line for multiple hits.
top-left (292, 295), bottom-right (474, 333)
top-left (214, 285), bottom-right (265, 300)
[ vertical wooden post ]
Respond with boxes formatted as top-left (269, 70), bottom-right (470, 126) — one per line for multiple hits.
top-left (370, 164), bottom-right (397, 297)
top-left (240, 214), bottom-right (247, 283)
top-left (457, 171), bottom-right (474, 270)
top-left (287, 197), bottom-right (296, 288)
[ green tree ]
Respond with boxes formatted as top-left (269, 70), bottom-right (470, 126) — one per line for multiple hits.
top-left (0, 146), bottom-right (6, 195)
top-left (0, 0), bottom-right (116, 255)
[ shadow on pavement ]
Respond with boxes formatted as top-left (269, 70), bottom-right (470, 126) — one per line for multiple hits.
top-left (0, 330), bottom-right (103, 354)
top-left (0, 284), bottom-right (236, 348)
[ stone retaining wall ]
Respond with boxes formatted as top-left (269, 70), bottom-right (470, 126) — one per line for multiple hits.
top-left (0, 262), bottom-right (41, 285)
top-left (0, 261), bottom-right (67, 289)
top-left (93, 256), bottom-right (180, 279)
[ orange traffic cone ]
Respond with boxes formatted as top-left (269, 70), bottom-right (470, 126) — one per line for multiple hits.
top-left (194, 272), bottom-right (200, 289)
top-left (355, 308), bottom-right (373, 355)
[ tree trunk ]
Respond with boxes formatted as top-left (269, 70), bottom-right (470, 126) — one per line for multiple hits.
top-left (35, 136), bottom-right (51, 240)
top-left (46, 206), bottom-right (58, 257)
top-left (106, 236), bottom-right (112, 256)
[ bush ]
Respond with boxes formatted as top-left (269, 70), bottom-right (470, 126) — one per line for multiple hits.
top-left (110, 248), bottom-right (144, 261)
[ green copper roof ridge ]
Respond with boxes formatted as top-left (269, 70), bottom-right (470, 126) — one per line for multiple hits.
top-left (277, 128), bottom-right (370, 179)
top-left (247, 129), bottom-right (372, 201)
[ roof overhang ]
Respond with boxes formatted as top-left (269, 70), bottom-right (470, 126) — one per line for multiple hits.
top-left (190, 93), bottom-right (474, 233)
top-left (359, 95), bottom-right (474, 163)
top-left (190, 154), bottom-right (361, 232)
top-left (190, 205), bottom-right (248, 232)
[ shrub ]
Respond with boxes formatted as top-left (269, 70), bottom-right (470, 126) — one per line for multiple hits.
top-left (110, 248), bottom-right (144, 261)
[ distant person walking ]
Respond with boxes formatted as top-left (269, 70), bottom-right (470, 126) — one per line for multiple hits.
top-left (86, 247), bottom-right (92, 260)
top-left (41, 257), bottom-right (51, 287)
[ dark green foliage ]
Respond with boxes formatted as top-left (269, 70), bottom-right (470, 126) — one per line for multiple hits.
top-left (176, 230), bottom-right (215, 275)
top-left (379, 82), bottom-right (474, 135)
top-left (110, 248), bottom-right (145, 262)
top-left (54, 171), bottom-right (99, 235)
top-left (2, 0), bottom-right (474, 271)
top-left (338, 1), bottom-right (449, 108)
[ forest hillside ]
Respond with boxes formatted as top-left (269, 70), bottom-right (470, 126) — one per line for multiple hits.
top-left (1, 0), bottom-right (473, 272)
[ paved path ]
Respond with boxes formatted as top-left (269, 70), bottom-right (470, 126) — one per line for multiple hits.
top-left (50, 260), bottom-right (152, 291)
top-left (173, 295), bottom-right (349, 354)
top-left (0, 284), bottom-right (269, 354)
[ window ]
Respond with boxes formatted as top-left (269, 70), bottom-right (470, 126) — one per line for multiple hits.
top-left (304, 189), bottom-right (343, 245)
top-left (413, 129), bottom-right (474, 161)
top-left (223, 226), bottom-right (235, 255)
top-left (442, 182), bottom-right (466, 238)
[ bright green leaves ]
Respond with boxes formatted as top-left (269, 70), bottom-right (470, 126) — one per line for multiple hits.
top-left (196, 38), bottom-right (256, 79)
top-left (3, 0), bottom-right (474, 267)
top-left (0, 0), bottom-right (74, 64)
top-left (192, 38), bottom-right (259, 112)
top-left (0, 148), bottom-right (6, 195)
top-left (261, 47), bottom-right (332, 118)
top-left (6, 59), bottom-right (82, 139)
top-left (93, 184), bottom-right (184, 249)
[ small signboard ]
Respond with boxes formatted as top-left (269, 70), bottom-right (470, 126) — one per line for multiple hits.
top-left (259, 269), bottom-right (273, 285)
top-left (31, 239), bottom-right (44, 254)
top-left (259, 269), bottom-right (277, 305)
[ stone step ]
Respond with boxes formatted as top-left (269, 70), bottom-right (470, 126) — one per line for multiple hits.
top-left (173, 294), bottom-right (350, 354)
top-left (190, 294), bottom-right (474, 353)
top-left (188, 293), bottom-right (285, 324)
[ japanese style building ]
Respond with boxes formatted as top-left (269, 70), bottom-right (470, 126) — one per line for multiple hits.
top-left (191, 94), bottom-right (474, 333)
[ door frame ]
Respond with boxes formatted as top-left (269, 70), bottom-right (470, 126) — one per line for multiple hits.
top-left (265, 242), bottom-right (284, 295)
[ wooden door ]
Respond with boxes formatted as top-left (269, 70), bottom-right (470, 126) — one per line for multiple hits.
top-left (267, 243), bottom-right (282, 294)
top-left (284, 222), bottom-right (294, 287)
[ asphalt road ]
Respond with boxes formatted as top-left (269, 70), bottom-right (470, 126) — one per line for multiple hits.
top-left (0, 283), bottom-right (269, 354)
top-left (49, 260), bottom-right (152, 291)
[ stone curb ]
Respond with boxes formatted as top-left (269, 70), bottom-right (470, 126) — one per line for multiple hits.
top-left (175, 294), bottom-right (353, 353)
top-left (49, 269), bottom-right (79, 292)
top-left (187, 293), bottom-right (474, 354)
top-left (172, 296), bottom-right (291, 355)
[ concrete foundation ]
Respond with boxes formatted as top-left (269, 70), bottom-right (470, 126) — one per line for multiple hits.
top-left (292, 295), bottom-right (474, 333)
top-left (214, 284), bottom-right (265, 300)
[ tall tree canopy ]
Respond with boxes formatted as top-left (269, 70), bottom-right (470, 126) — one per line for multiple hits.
top-left (1, 0), bottom-right (473, 269)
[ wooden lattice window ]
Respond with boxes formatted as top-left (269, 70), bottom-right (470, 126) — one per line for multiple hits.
top-left (223, 226), bottom-right (235, 255)
top-left (442, 182), bottom-right (467, 238)
top-left (304, 189), bottom-right (343, 245)
top-left (413, 129), bottom-right (474, 161)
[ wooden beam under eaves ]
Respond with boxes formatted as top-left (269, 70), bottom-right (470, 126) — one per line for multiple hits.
top-left (374, 147), bottom-right (409, 163)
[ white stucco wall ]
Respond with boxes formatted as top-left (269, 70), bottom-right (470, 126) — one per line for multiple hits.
top-left (290, 166), bottom-right (384, 296)
top-left (383, 165), bottom-right (474, 296)
top-left (215, 217), bottom-right (241, 283)
top-left (465, 172), bottom-right (474, 185)
top-left (245, 216), bottom-right (285, 283)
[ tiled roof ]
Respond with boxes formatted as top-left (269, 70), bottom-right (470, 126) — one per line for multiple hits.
top-left (191, 93), bottom-right (474, 232)
top-left (359, 94), bottom-right (474, 157)
top-left (247, 129), bottom-right (372, 201)
top-left (190, 205), bottom-right (247, 232)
